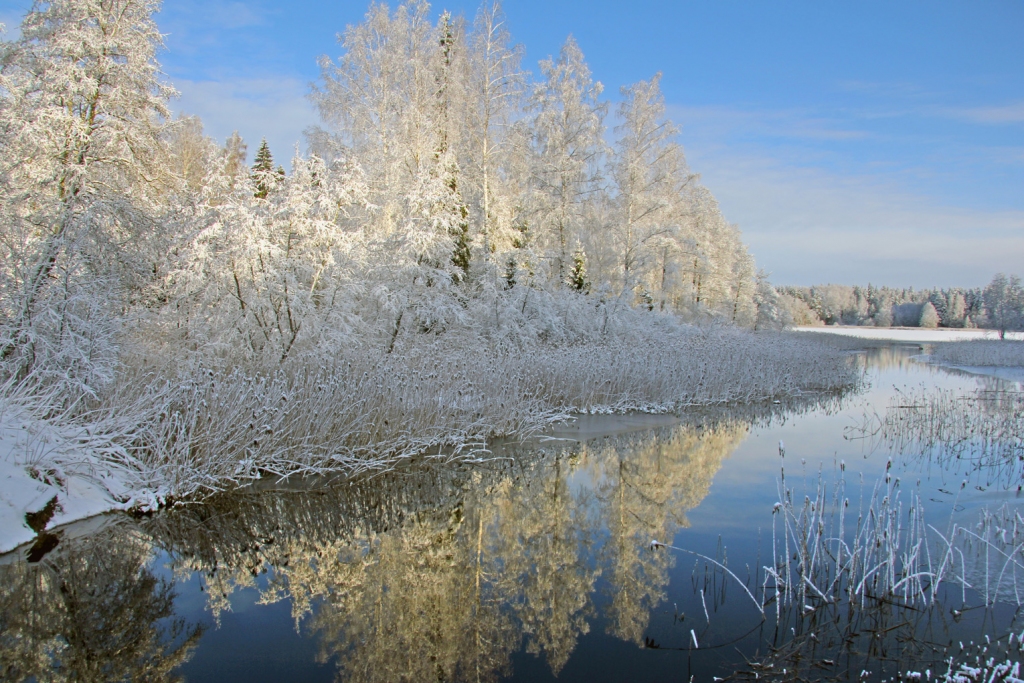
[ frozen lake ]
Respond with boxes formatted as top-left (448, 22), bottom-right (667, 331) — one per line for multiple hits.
top-left (2, 341), bottom-right (1023, 681)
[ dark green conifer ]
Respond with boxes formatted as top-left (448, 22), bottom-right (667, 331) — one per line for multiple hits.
top-left (567, 247), bottom-right (589, 293)
top-left (448, 175), bottom-right (471, 283)
top-left (251, 138), bottom-right (276, 199)
top-left (504, 256), bottom-right (517, 290)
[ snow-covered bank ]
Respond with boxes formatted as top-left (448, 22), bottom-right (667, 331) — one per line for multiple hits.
top-left (796, 328), bottom-right (1024, 381)
top-left (0, 410), bottom-right (127, 554)
top-left (905, 339), bottom-right (1024, 382)
top-left (0, 325), bottom-right (859, 554)
top-left (794, 326), bottom-right (1024, 343)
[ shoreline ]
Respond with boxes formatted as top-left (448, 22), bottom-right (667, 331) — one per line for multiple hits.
top-left (793, 325), bottom-right (1024, 343)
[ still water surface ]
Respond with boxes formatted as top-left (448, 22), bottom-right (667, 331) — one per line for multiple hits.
top-left (3, 343), bottom-right (1023, 681)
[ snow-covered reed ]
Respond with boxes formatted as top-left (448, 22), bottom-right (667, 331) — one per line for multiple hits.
top-left (851, 386), bottom-right (1024, 488)
top-left (644, 450), bottom-right (1018, 637)
top-left (721, 450), bottom-right (1024, 681)
top-left (932, 340), bottom-right (1024, 367)
top-left (1, 313), bottom-right (859, 506)
top-left (767, 448), bottom-right (1024, 612)
top-left (768, 457), bottom-right (939, 612)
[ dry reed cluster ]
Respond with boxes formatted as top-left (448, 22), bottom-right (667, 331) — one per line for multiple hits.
top-left (3, 326), bottom-right (858, 506)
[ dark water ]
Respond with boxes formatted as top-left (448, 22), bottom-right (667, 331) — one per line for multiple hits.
top-left (3, 343), bottom-right (1024, 682)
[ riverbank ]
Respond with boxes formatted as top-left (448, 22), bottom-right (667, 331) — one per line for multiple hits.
top-left (0, 326), bottom-right (860, 555)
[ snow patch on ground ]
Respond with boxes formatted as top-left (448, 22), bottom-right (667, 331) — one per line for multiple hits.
top-left (794, 326), bottom-right (1024, 343)
top-left (0, 408), bottom-right (123, 555)
top-left (931, 364), bottom-right (1024, 383)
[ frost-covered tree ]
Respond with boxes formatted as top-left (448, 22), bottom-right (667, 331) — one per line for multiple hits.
top-left (946, 291), bottom-right (967, 328)
top-left (566, 245), bottom-right (589, 294)
top-left (728, 241), bottom-right (756, 325)
top-left (926, 290), bottom-right (947, 326)
top-left (162, 116), bottom-right (218, 197)
top-left (674, 187), bottom-right (753, 318)
top-left (753, 274), bottom-right (790, 333)
top-left (919, 301), bottom-right (939, 328)
top-left (610, 74), bottom-right (693, 301)
top-left (222, 131), bottom-right (248, 187)
top-left (163, 152), bottom-right (373, 364)
top-left (464, 1), bottom-right (525, 261)
top-left (305, 1), bottom-right (757, 321)
top-left (0, 0), bottom-right (175, 387)
top-left (311, 0), bottom-right (441, 236)
top-left (421, 153), bottom-right (471, 283)
top-left (530, 37), bottom-right (606, 284)
top-left (983, 273), bottom-right (1024, 339)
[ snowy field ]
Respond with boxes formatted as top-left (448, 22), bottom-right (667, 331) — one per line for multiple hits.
top-left (794, 326), bottom-right (1024, 343)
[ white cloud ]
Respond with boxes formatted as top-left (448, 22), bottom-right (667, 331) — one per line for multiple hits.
top-left (695, 154), bottom-right (1024, 287)
top-left (171, 77), bottom-right (319, 170)
top-left (947, 102), bottom-right (1024, 125)
top-left (664, 104), bottom-right (1024, 287)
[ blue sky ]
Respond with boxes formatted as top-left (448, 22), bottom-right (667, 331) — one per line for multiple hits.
top-left (1, 0), bottom-right (1021, 287)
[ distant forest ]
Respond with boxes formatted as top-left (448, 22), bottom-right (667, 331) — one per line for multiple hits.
top-left (779, 273), bottom-right (1024, 337)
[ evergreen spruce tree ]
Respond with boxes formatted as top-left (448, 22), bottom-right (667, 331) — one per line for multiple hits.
top-left (927, 290), bottom-right (947, 326)
top-left (567, 246), bottom-right (589, 293)
top-left (947, 291), bottom-right (967, 327)
top-left (504, 255), bottom-right (517, 289)
top-left (449, 176), bottom-right (472, 283)
top-left (503, 217), bottom-right (531, 290)
top-left (251, 138), bottom-right (277, 199)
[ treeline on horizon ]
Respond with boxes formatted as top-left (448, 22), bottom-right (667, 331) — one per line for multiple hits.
top-left (779, 273), bottom-right (1024, 336)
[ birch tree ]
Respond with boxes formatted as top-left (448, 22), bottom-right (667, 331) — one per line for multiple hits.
top-left (983, 273), bottom-right (1024, 339)
top-left (672, 186), bottom-right (755, 318)
top-left (311, 0), bottom-right (440, 236)
top-left (464, 1), bottom-right (525, 261)
top-left (0, 0), bottom-right (174, 387)
top-left (610, 74), bottom-right (693, 300)
top-left (530, 36), bottom-right (606, 284)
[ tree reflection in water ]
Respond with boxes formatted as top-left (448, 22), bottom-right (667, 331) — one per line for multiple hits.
top-left (0, 527), bottom-right (202, 681)
top-left (593, 424), bottom-right (747, 646)
top-left (0, 399), bottom-right (835, 682)
top-left (129, 416), bottom-right (752, 682)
